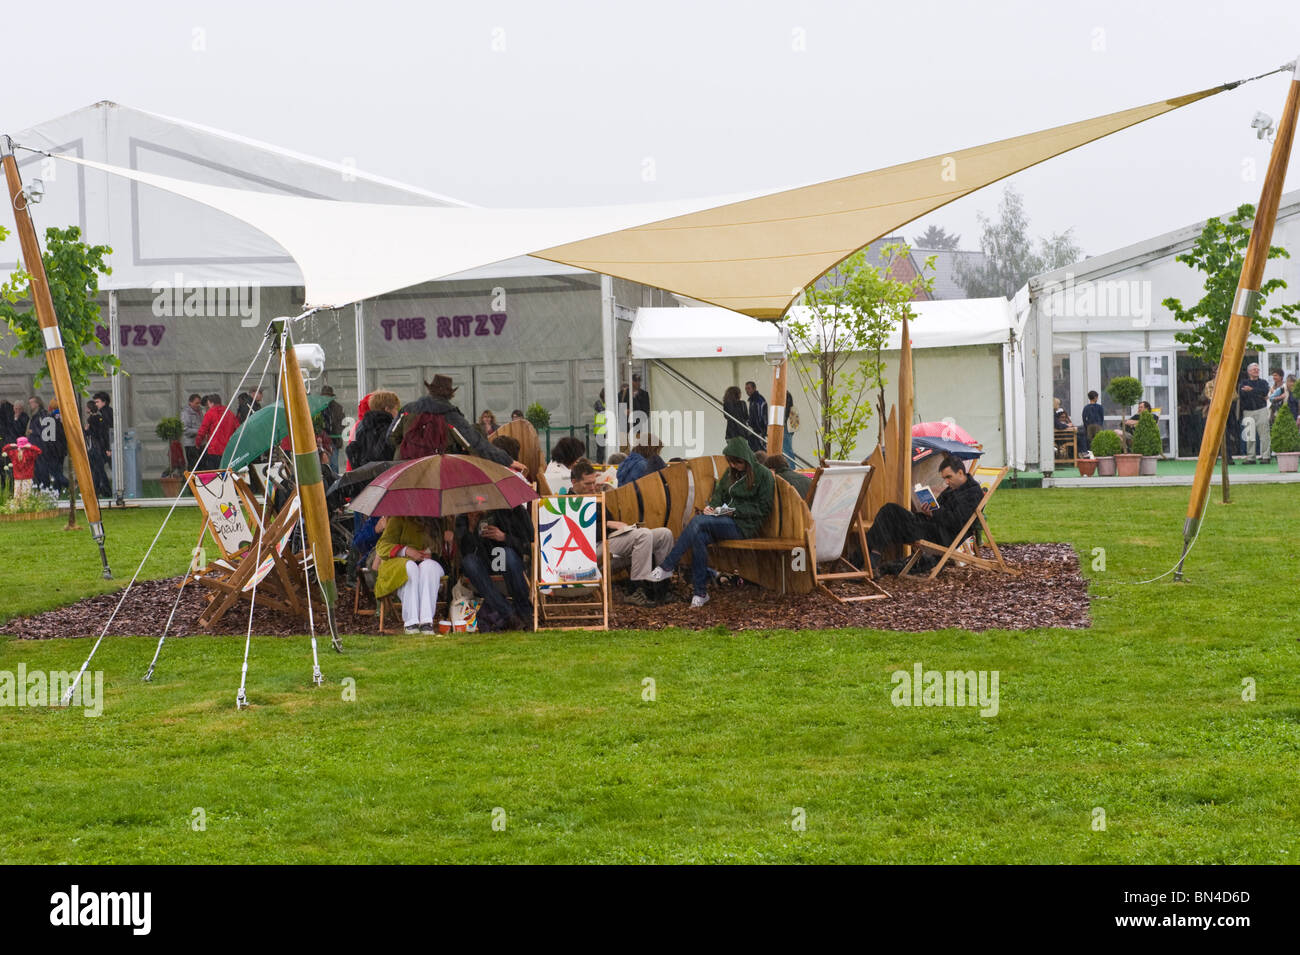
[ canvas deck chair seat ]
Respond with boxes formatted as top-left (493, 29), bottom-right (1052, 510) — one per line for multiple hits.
top-left (900, 465), bottom-right (1017, 579)
top-left (806, 463), bottom-right (887, 601)
top-left (532, 495), bottom-right (610, 631)
top-left (192, 488), bottom-right (310, 627)
top-left (184, 468), bottom-right (265, 582)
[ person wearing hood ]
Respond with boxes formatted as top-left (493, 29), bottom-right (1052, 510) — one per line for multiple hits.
top-left (2, 436), bottom-right (41, 500)
top-left (388, 375), bottom-right (524, 472)
top-left (648, 437), bottom-right (774, 607)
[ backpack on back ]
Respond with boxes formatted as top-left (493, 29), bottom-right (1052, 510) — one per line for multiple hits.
top-left (399, 411), bottom-right (450, 459)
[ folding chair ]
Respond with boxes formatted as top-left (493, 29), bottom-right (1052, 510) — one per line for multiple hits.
top-left (900, 465), bottom-right (1018, 579)
top-left (185, 468), bottom-right (263, 579)
top-left (806, 463), bottom-right (888, 601)
top-left (532, 495), bottom-right (610, 631)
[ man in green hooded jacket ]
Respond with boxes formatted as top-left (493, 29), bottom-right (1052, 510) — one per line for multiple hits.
top-left (648, 437), bottom-right (774, 607)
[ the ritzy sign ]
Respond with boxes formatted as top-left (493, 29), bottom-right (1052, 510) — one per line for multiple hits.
top-left (379, 313), bottom-right (508, 341)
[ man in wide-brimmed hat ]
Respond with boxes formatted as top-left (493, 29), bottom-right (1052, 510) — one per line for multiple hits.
top-left (389, 375), bottom-right (524, 472)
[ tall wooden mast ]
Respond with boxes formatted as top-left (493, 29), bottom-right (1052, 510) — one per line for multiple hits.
top-left (895, 312), bottom-right (914, 507)
top-left (270, 318), bottom-right (337, 610)
top-left (1, 135), bottom-right (111, 578)
top-left (1178, 60), bottom-right (1299, 579)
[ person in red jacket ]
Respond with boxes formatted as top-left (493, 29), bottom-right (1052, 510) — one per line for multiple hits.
top-left (3, 435), bottom-right (42, 500)
top-left (196, 394), bottom-right (238, 470)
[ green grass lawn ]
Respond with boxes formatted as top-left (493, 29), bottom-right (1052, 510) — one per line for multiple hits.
top-left (1, 487), bottom-right (1297, 863)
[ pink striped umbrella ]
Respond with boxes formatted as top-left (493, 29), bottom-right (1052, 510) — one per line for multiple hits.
top-left (911, 420), bottom-right (980, 446)
top-left (348, 454), bottom-right (537, 517)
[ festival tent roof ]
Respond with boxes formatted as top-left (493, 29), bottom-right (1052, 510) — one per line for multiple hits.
top-left (28, 85), bottom-right (1230, 314)
top-left (630, 298), bottom-right (1019, 359)
top-left (0, 101), bottom-right (586, 290)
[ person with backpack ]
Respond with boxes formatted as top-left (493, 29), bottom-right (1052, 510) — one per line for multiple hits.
top-left (389, 375), bottom-right (525, 472)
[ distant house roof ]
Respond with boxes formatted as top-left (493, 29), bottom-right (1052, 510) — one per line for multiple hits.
top-left (813, 235), bottom-right (937, 301)
top-left (915, 248), bottom-right (987, 300)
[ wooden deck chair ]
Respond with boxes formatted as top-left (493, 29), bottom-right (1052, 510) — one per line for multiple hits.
top-left (532, 495), bottom-right (610, 631)
top-left (900, 465), bottom-right (1017, 579)
top-left (806, 464), bottom-right (888, 601)
top-left (194, 492), bottom-right (311, 627)
top-left (184, 468), bottom-right (264, 581)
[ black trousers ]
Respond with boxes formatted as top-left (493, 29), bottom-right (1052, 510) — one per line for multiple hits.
top-left (866, 503), bottom-right (950, 554)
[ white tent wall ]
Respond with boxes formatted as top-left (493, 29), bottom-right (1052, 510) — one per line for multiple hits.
top-left (635, 299), bottom-right (1020, 466)
top-left (0, 273), bottom-right (679, 484)
top-left (645, 345), bottom-right (1009, 467)
top-left (1020, 189), bottom-right (1300, 470)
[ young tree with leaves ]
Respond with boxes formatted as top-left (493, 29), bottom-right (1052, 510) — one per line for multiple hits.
top-left (786, 243), bottom-right (935, 460)
top-left (1162, 203), bottom-right (1298, 367)
top-left (958, 186), bottom-right (1082, 298)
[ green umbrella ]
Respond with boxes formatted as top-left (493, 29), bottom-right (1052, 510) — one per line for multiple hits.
top-left (219, 396), bottom-right (335, 472)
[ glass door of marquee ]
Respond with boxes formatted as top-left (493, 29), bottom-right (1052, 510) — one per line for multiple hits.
top-left (1131, 351), bottom-right (1175, 456)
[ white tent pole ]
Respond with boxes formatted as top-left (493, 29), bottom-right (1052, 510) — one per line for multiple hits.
top-left (109, 289), bottom-right (124, 504)
top-left (354, 300), bottom-right (367, 402)
top-left (600, 275), bottom-right (618, 458)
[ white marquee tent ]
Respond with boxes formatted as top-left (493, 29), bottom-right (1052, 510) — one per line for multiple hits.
top-left (631, 299), bottom-right (1028, 467)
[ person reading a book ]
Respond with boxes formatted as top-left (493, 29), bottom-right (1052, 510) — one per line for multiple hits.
top-left (647, 437), bottom-right (774, 608)
top-left (866, 453), bottom-right (983, 574)
top-left (569, 459), bottom-right (675, 606)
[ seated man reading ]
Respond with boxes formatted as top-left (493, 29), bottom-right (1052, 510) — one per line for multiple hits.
top-left (568, 458), bottom-right (675, 606)
top-left (866, 453), bottom-right (983, 573)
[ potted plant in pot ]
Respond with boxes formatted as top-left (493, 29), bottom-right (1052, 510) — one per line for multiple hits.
top-left (155, 416), bottom-right (187, 497)
top-left (1271, 407), bottom-right (1300, 472)
top-left (1131, 410), bottom-right (1162, 476)
top-left (1105, 376), bottom-right (1145, 477)
top-left (1088, 429), bottom-right (1122, 476)
top-left (525, 401), bottom-right (551, 431)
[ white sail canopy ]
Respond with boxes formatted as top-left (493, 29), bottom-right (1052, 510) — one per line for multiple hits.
top-left (44, 84), bottom-right (1225, 315)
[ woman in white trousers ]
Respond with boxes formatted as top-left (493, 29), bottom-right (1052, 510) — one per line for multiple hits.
top-left (374, 515), bottom-right (453, 634)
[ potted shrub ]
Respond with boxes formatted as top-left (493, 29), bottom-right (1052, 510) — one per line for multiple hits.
top-left (156, 416), bottom-right (187, 498)
top-left (1089, 429), bottom-right (1122, 476)
top-left (525, 401), bottom-right (551, 431)
top-left (1131, 410), bottom-right (1162, 476)
top-left (1105, 376), bottom-right (1145, 477)
top-left (1271, 407), bottom-right (1300, 472)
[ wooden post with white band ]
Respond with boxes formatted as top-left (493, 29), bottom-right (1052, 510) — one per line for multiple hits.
top-left (1178, 57), bottom-right (1299, 579)
top-left (1, 134), bottom-right (111, 578)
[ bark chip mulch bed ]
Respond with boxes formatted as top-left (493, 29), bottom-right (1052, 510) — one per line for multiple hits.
top-left (2, 544), bottom-right (1088, 639)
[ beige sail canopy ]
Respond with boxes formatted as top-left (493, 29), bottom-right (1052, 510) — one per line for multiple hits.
top-left (43, 85), bottom-right (1225, 315)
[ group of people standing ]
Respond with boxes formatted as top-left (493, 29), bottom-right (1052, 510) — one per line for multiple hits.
top-left (1, 392), bottom-right (113, 500)
top-left (724, 381), bottom-right (796, 460)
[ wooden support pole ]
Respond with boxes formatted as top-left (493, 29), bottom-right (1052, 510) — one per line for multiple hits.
top-left (1, 135), bottom-right (111, 578)
top-left (1179, 61), bottom-right (1298, 579)
top-left (895, 312), bottom-right (914, 508)
top-left (271, 319), bottom-right (337, 606)
top-left (766, 357), bottom-right (788, 456)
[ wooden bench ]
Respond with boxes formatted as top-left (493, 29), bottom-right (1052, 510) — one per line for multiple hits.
top-left (602, 457), bottom-right (815, 593)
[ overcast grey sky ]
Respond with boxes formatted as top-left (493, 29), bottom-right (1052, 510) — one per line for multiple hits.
top-left (7, 0), bottom-right (1300, 259)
